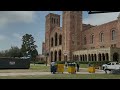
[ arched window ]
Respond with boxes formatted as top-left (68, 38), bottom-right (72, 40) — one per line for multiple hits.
top-left (112, 30), bottom-right (116, 40)
top-left (84, 36), bottom-right (87, 45)
top-left (59, 35), bottom-right (62, 45)
top-left (55, 33), bottom-right (58, 46)
top-left (58, 50), bottom-right (61, 61)
top-left (51, 18), bottom-right (53, 24)
top-left (54, 19), bottom-right (55, 24)
top-left (51, 38), bottom-right (53, 47)
top-left (57, 19), bottom-right (59, 25)
top-left (54, 51), bottom-right (57, 61)
top-left (100, 32), bottom-right (104, 42)
top-left (90, 34), bottom-right (94, 44)
top-left (51, 51), bottom-right (53, 61)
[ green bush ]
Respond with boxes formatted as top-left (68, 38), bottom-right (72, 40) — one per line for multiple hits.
top-left (31, 61), bottom-right (46, 64)
top-left (56, 61), bottom-right (65, 64)
top-left (67, 61), bottom-right (109, 66)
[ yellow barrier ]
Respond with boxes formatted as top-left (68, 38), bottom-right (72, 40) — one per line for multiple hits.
top-left (57, 64), bottom-right (64, 73)
top-left (88, 67), bottom-right (95, 73)
top-left (68, 66), bottom-right (76, 74)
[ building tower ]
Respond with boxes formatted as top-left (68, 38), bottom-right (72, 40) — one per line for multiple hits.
top-left (45, 13), bottom-right (60, 62)
top-left (62, 11), bottom-right (82, 61)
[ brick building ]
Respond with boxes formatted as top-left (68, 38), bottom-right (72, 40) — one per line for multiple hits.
top-left (43, 11), bottom-right (120, 63)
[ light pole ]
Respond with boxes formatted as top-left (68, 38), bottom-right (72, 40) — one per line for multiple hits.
top-left (45, 52), bottom-right (49, 66)
top-left (46, 56), bottom-right (47, 66)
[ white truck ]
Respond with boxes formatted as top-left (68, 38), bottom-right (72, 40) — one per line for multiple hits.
top-left (102, 62), bottom-right (120, 71)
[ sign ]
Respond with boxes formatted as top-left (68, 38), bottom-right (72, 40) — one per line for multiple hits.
top-left (9, 61), bottom-right (15, 65)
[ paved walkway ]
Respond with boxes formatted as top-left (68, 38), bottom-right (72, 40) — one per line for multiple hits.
top-left (0, 68), bottom-right (106, 76)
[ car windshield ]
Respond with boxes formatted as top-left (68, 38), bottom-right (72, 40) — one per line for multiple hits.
top-left (107, 63), bottom-right (111, 65)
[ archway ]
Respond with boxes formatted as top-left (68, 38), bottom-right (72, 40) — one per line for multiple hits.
top-left (80, 55), bottom-right (82, 61)
top-left (85, 54), bottom-right (87, 61)
top-left (83, 55), bottom-right (85, 61)
top-left (98, 54), bottom-right (101, 61)
top-left (88, 54), bottom-right (91, 61)
top-left (55, 33), bottom-right (58, 46)
top-left (54, 51), bottom-right (57, 61)
top-left (106, 53), bottom-right (109, 61)
top-left (102, 53), bottom-right (105, 61)
top-left (51, 51), bottom-right (53, 61)
top-left (91, 54), bottom-right (94, 61)
top-left (94, 54), bottom-right (97, 61)
top-left (113, 53), bottom-right (119, 62)
top-left (59, 35), bottom-right (62, 45)
top-left (58, 50), bottom-right (61, 61)
top-left (51, 38), bottom-right (53, 47)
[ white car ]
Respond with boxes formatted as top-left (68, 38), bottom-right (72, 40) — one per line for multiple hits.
top-left (102, 62), bottom-right (120, 71)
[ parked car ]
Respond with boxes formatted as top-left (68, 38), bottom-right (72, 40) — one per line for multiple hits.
top-left (102, 62), bottom-right (120, 71)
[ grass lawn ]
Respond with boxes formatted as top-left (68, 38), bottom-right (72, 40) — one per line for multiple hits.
top-left (0, 64), bottom-right (87, 73)
top-left (0, 64), bottom-right (50, 73)
top-left (0, 64), bottom-right (120, 79)
top-left (80, 64), bottom-right (88, 68)
top-left (0, 74), bottom-right (120, 79)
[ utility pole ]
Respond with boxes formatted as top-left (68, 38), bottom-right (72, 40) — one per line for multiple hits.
top-left (46, 56), bottom-right (47, 66)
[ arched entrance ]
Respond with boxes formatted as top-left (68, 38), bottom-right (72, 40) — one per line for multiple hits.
top-left (51, 51), bottom-right (53, 61)
top-left (58, 50), bottom-right (61, 61)
top-left (54, 51), bottom-right (57, 61)
top-left (113, 53), bottom-right (119, 62)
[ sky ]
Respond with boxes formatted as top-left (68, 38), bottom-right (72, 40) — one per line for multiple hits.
top-left (0, 11), bottom-right (120, 54)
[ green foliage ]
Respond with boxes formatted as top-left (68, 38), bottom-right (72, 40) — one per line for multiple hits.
top-left (56, 61), bottom-right (65, 64)
top-left (31, 61), bottom-right (45, 64)
top-left (9, 46), bottom-right (23, 58)
top-left (66, 61), bottom-right (75, 63)
top-left (0, 46), bottom-right (22, 58)
top-left (21, 34), bottom-right (38, 60)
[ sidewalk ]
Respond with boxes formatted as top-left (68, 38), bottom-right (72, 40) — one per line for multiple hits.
top-left (0, 68), bottom-right (105, 76)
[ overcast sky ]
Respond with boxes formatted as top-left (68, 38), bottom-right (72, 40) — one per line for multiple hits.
top-left (0, 11), bottom-right (120, 54)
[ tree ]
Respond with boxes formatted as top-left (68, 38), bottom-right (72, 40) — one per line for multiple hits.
top-left (31, 49), bottom-right (38, 65)
top-left (21, 34), bottom-right (38, 63)
top-left (9, 46), bottom-right (23, 58)
top-left (0, 46), bottom-right (22, 58)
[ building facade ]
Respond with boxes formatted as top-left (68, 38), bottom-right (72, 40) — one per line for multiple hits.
top-left (43, 11), bottom-right (120, 63)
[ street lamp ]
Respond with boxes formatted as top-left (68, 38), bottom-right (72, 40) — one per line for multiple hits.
top-left (45, 52), bottom-right (49, 66)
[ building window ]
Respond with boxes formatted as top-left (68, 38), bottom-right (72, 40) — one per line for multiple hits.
top-left (90, 34), bottom-right (94, 44)
top-left (54, 19), bottom-right (55, 24)
top-left (100, 32), bottom-right (104, 42)
top-left (59, 35), bottom-right (62, 45)
top-left (72, 41), bottom-right (74, 44)
top-left (112, 30), bottom-right (116, 40)
top-left (51, 18), bottom-right (53, 24)
top-left (51, 38), bottom-right (53, 47)
top-left (111, 44), bottom-right (116, 47)
top-left (100, 46), bottom-right (104, 48)
top-left (55, 33), bottom-right (58, 46)
top-left (57, 19), bottom-right (58, 25)
top-left (84, 36), bottom-right (87, 45)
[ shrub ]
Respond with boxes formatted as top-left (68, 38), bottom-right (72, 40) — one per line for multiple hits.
top-left (56, 61), bottom-right (65, 64)
top-left (31, 61), bottom-right (46, 64)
